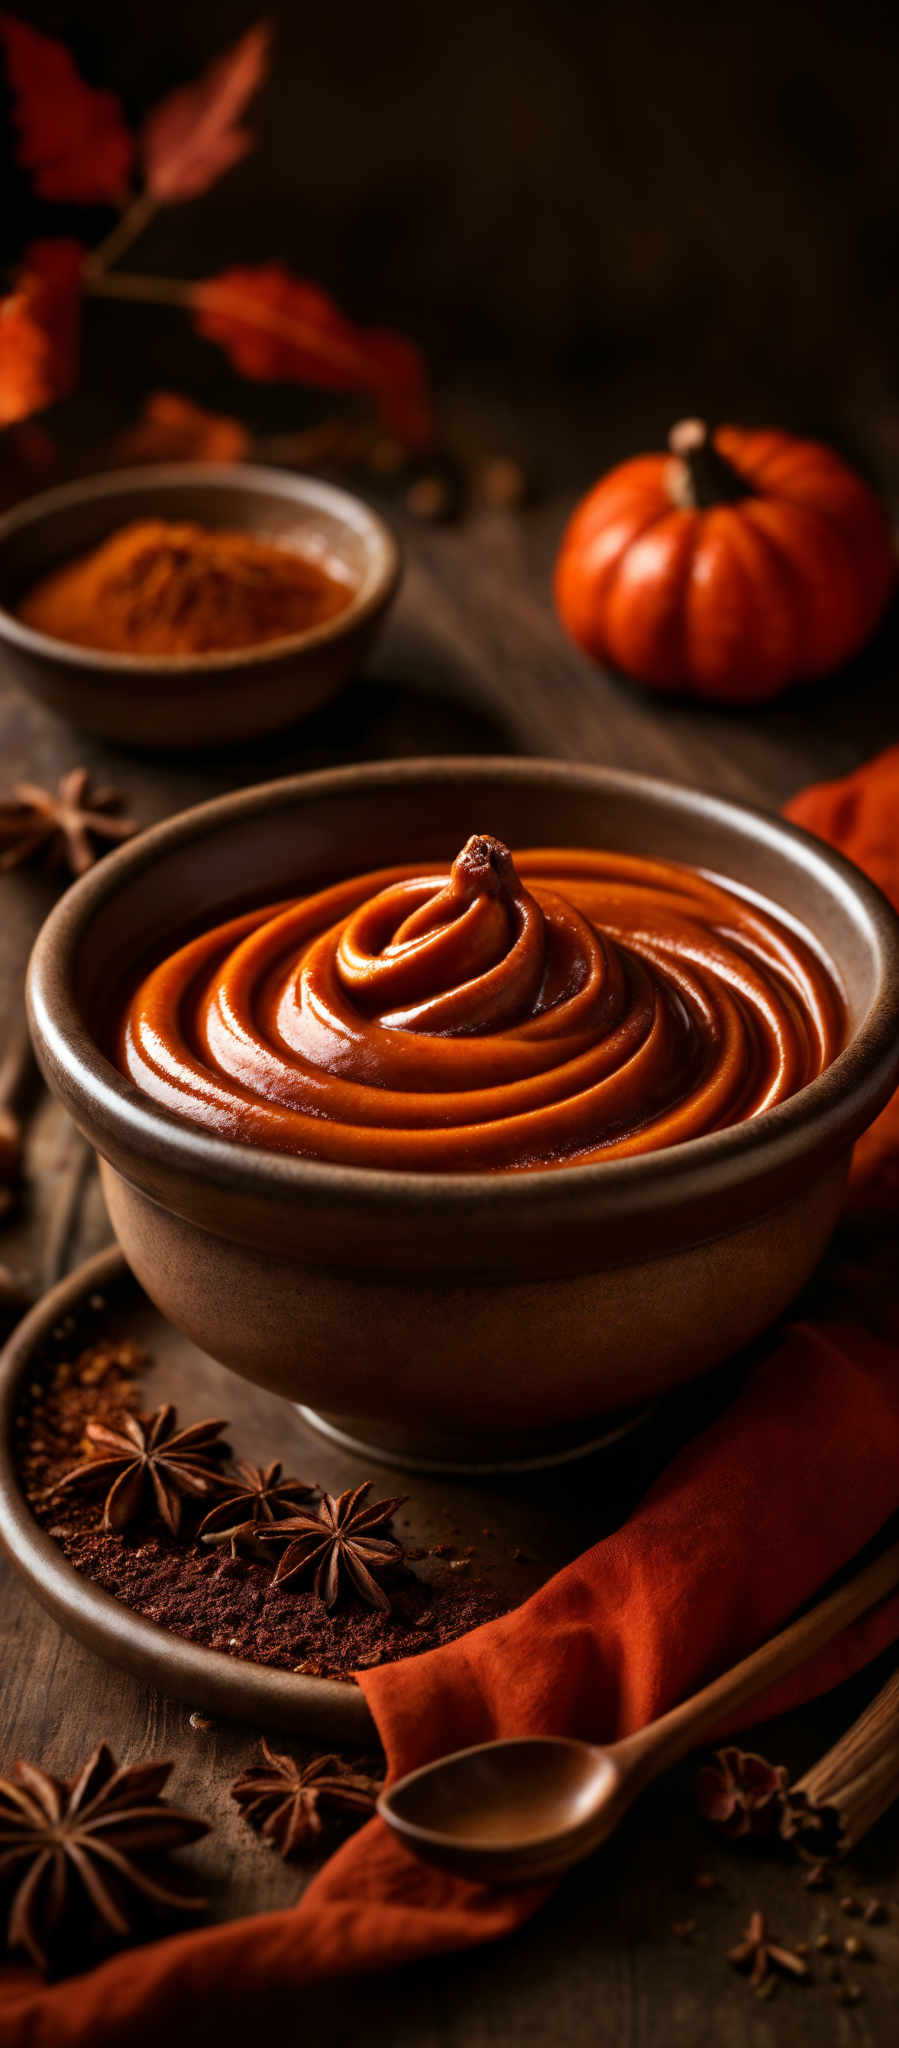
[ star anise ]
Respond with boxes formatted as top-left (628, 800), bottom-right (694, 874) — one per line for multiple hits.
top-left (696, 1746), bottom-right (789, 1839)
top-left (230, 1740), bottom-right (381, 1857)
top-left (0, 768), bottom-right (137, 876)
top-left (0, 1742), bottom-right (209, 1975)
top-left (196, 1459), bottom-right (315, 1555)
top-left (728, 1909), bottom-right (810, 1987)
top-left (258, 1482), bottom-right (406, 1612)
top-left (53, 1403), bottom-right (230, 1534)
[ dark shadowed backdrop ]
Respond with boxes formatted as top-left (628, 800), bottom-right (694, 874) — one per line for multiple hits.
top-left (4, 0), bottom-right (899, 473)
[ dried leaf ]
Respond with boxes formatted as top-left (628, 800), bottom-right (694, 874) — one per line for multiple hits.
top-left (114, 392), bottom-right (251, 467)
top-left (0, 241), bottom-right (82, 427)
top-left (141, 23), bottom-right (269, 204)
top-left (0, 13), bottom-right (133, 204)
top-left (192, 266), bottom-right (432, 448)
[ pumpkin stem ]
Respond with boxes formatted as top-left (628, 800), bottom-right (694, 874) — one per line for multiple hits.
top-left (666, 419), bottom-right (750, 510)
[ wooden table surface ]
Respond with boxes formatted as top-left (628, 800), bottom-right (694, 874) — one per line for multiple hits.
top-left (2, 396), bottom-right (898, 2043)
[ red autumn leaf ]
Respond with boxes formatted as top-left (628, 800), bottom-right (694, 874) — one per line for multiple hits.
top-left (114, 391), bottom-right (251, 467)
top-left (141, 23), bottom-right (269, 204)
top-left (0, 241), bottom-right (82, 427)
top-left (0, 13), bottom-right (133, 205)
top-left (192, 266), bottom-right (432, 448)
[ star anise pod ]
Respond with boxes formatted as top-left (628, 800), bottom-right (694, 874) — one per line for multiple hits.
top-left (196, 1459), bottom-right (315, 1555)
top-left (0, 768), bottom-right (137, 877)
top-left (0, 1742), bottom-right (209, 1975)
top-left (728, 1908), bottom-right (810, 1987)
top-left (53, 1403), bottom-right (230, 1535)
top-left (696, 1746), bottom-right (790, 1839)
top-left (230, 1740), bottom-right (381, 1857)
top-left (258, 1481), bottom-right (406, 1612)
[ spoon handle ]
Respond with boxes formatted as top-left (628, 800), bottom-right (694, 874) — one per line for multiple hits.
top-left (618, 1533), bottom-right (899, 1784)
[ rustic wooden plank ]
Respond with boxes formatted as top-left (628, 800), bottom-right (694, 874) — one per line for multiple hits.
top-left (0, 432), bottom-right (897, 2043)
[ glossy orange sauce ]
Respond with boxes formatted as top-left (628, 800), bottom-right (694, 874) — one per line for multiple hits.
top-left (118, 834), bottom-right (845, 1171)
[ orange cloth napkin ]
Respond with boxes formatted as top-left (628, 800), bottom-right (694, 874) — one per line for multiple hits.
top-left (3, 750), bottom-right (899, 2047)
top-left (785, 743), bottom-right (899, 1214)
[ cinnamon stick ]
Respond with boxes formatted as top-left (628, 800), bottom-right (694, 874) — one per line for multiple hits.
top-left (784, 1667), bottom-right (899, 1855)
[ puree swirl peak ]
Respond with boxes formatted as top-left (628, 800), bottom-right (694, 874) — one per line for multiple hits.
top-left (119, 835), bottom-right (844, 1172)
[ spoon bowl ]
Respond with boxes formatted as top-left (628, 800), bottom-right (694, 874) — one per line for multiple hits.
top-left (380, 1738), bottom-right (625, 1883)
top-left (379, 1534), bottom-right (899, 1885)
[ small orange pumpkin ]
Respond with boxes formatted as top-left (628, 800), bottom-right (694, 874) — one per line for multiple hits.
top-left (554, 420), bottom-right (895, 704)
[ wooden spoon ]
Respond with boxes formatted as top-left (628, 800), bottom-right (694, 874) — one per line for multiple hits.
top-left (379, 1535), bottom-right (899, 1883)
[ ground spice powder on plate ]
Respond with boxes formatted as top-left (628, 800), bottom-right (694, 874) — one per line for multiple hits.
top-left (15, 1327), bottom-right (508, 1680)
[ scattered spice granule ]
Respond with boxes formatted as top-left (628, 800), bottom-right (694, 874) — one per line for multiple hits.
top-left (840, 1895), bottom-right (861, 1916)
top-left (16, 1326), bottom-right (510, 1683)
top-left (405, 475), bottom-right (452, 522)
top-left (864, 1900), bottom-right (887, 1924)
top-left (480, 458), bottom-right (528, 511)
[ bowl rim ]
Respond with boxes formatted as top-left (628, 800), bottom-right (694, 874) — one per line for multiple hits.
top-left (26, 754), bottom-right (899, 1220)
top-left (0, 461), bottom-right (401, 677)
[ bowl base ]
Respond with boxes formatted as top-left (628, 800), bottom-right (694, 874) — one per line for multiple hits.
top-left (296, 1402), bottom-right (653, 1476)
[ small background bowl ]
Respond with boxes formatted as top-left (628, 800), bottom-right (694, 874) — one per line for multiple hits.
top-left (26, 757), bottom-right (899, 1466)
top-left (0, 463), bottom-right (400, 750)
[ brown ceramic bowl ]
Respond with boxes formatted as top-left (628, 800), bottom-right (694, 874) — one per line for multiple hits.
top-left (0, 463), bottom-right (400, 749)
top-left (26, 758), bottom-right (899, 1462)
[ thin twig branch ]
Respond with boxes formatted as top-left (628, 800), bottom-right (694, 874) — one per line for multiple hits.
top-left (84, 192), bottom-right (160, 279)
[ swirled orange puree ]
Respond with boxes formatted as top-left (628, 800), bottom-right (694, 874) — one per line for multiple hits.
top-left (118, 834), bottom-right (844, 1171)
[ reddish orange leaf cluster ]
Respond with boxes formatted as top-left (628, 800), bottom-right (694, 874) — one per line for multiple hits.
top-left (193, 267), bottom-right (432, 448)
top-left (0, 13), bottom-right (133, 204)
top-left (0, 242), bottom-right (82, 427)
top-left (0, 16), bottom-right (432, 449)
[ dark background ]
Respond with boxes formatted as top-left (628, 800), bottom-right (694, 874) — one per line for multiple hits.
top-left (4, 0), bottom-right (899, 480)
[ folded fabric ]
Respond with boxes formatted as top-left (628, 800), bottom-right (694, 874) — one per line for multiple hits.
top-left (4, 745), bottom-right (899, 2046)
top-left (4, 1318), bottom-right (899, 2048)
top-left (786, 743), bottom-right (899, 1213)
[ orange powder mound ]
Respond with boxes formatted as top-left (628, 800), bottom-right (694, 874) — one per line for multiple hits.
top-left (17, 518), bottom-right (355, 656)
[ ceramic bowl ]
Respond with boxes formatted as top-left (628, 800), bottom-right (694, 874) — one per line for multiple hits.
top-left (0, 464), bottom-right (400, 749)
top-left (26, 758), bottom-right (899, 1463)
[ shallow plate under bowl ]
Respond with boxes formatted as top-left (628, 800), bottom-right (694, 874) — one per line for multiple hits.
top-left (0, 1249), bottom-right (667, 1738)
